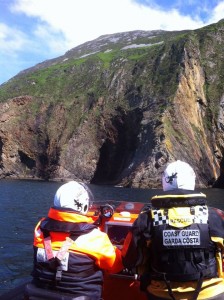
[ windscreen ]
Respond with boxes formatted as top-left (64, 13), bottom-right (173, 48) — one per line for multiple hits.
top-left (106, 224), bottom-right (131, 248)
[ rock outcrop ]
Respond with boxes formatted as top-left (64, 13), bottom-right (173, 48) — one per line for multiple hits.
top-left (0, 20), bottom-right (224, 188)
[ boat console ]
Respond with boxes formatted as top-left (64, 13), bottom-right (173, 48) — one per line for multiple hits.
top-left (89, 200), bottom-right (145, 238)
top-left (88, 201), bottom-right (147, 300)
top-left (88, 201), bottom-right (145, 249)
top-left (105, 221), bottom-right (131, 249)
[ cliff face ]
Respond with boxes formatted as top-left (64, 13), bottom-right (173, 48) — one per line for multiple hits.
top-left (0, 21), bottom-right (224, 188)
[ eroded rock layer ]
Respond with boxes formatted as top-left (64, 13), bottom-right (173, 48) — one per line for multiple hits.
top-left (1, 21), bottom-right (224, 188)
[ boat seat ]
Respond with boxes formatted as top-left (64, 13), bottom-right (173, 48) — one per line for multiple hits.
top-left (24, 282), bottom-right (91, 300)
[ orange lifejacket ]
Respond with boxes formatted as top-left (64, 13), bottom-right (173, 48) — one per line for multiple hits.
top-left (32, 207), bottom-right (123, 299)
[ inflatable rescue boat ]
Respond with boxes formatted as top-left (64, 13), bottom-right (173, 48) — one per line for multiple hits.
top-left (0, 201), bottom-right (147, 300)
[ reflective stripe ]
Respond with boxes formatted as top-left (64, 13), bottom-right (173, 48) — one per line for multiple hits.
top-left (152, 193), bottom-right (206, 200)
top-left (44, 236), bottom-right (54, 260)
top-left (56, 237), bottom-right (73, 261)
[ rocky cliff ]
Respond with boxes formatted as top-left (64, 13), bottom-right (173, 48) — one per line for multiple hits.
top-left (0, 20), bottom-right (224, 188)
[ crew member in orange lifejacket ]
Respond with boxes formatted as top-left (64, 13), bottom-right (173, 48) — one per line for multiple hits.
top-left (122, 160), bottom-right (224, 300)
top-left (31, 181), bottom-right (123, 300)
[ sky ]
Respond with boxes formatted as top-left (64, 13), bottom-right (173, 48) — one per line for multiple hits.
top-left (0, 0), bottom-right (224, 85)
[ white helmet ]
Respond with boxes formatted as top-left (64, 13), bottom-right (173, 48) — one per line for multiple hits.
top-left (162, 160), bottom-right (196, 191)
top-left (53, 181), bottom-right (94, 215)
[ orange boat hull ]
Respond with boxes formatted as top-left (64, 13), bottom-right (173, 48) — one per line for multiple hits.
top-left (103, 273), bottom-right (147, 300)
